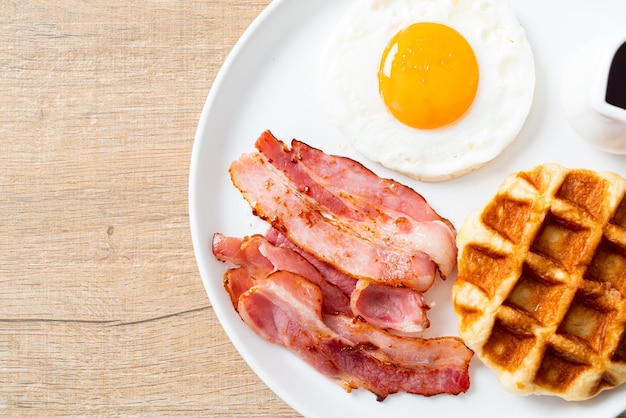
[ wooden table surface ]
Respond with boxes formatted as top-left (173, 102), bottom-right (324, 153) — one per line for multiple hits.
top-left (1, 0), bottom-right (300, 416)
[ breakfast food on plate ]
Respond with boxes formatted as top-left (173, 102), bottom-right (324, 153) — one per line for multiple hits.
top-left (265, 227), bottom-right (432, 334)
top-left (214, 235), bottom-right (473, 400)
top-left (213, 233), bottom-right (352, 316)
top-left (319, 0), bottom-right (535, 181)
top-left (212, 130), bottom-right (473, 399)
top-left (452, 163), bottom-right (626, 400)
top-left (232, 130), bottom-right (458, 290)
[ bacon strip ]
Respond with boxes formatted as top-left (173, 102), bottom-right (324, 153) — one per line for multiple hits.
top-left (230, 151), bottom-right (437, 291)
top-left (264, 227), bottom-right (357, 297)
top-left (290, 138), bottom-right (452, 224)
top-left (236, 270), bottom-right (472, 399)
top-left (323, 314), bottom-right (473, 371)
top-left (350, 279), bottom-right (430, 335)
top-left (212, 233), bottom-right (351, 315)
top-left (255, 130), bottom-right (457, 279)
top-left (266, 227), bottom-right (431, 334)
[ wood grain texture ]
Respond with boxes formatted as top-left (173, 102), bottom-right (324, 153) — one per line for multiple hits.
top-left (0, 0), bottom-right (299, 415)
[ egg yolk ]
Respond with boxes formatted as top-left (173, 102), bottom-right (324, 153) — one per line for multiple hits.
top-left (378, 22), bottom-right (479, 130)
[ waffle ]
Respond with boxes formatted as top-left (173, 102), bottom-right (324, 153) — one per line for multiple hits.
top-left (452, 163), bottom-right (626, 400)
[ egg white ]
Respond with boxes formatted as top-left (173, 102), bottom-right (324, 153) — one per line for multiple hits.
top-left (319, 0), bottom-right (535, 181)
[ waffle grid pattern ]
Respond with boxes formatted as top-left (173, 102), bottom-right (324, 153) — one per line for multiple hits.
top-left (453, 164), bottom-right (626, 400)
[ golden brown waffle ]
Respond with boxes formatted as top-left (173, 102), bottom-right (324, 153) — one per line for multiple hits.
top-left (452, 163), bottom-right (626, 400)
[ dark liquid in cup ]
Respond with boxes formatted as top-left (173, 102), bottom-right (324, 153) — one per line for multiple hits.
top-left (606, 42), bottom-right (626, 110)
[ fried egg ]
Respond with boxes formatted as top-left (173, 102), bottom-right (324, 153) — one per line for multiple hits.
top-left (319, 0), bottom-right (535, 181)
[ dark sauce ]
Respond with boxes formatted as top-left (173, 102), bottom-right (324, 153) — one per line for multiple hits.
top-left (606, 41), bottom-right (626, 110)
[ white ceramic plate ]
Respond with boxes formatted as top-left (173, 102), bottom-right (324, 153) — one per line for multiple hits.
top-left (189, 1), bottom-right (626, 417)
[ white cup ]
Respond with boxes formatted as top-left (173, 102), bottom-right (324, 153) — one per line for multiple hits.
top-left (562, 32), bottom-right (626, 154)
